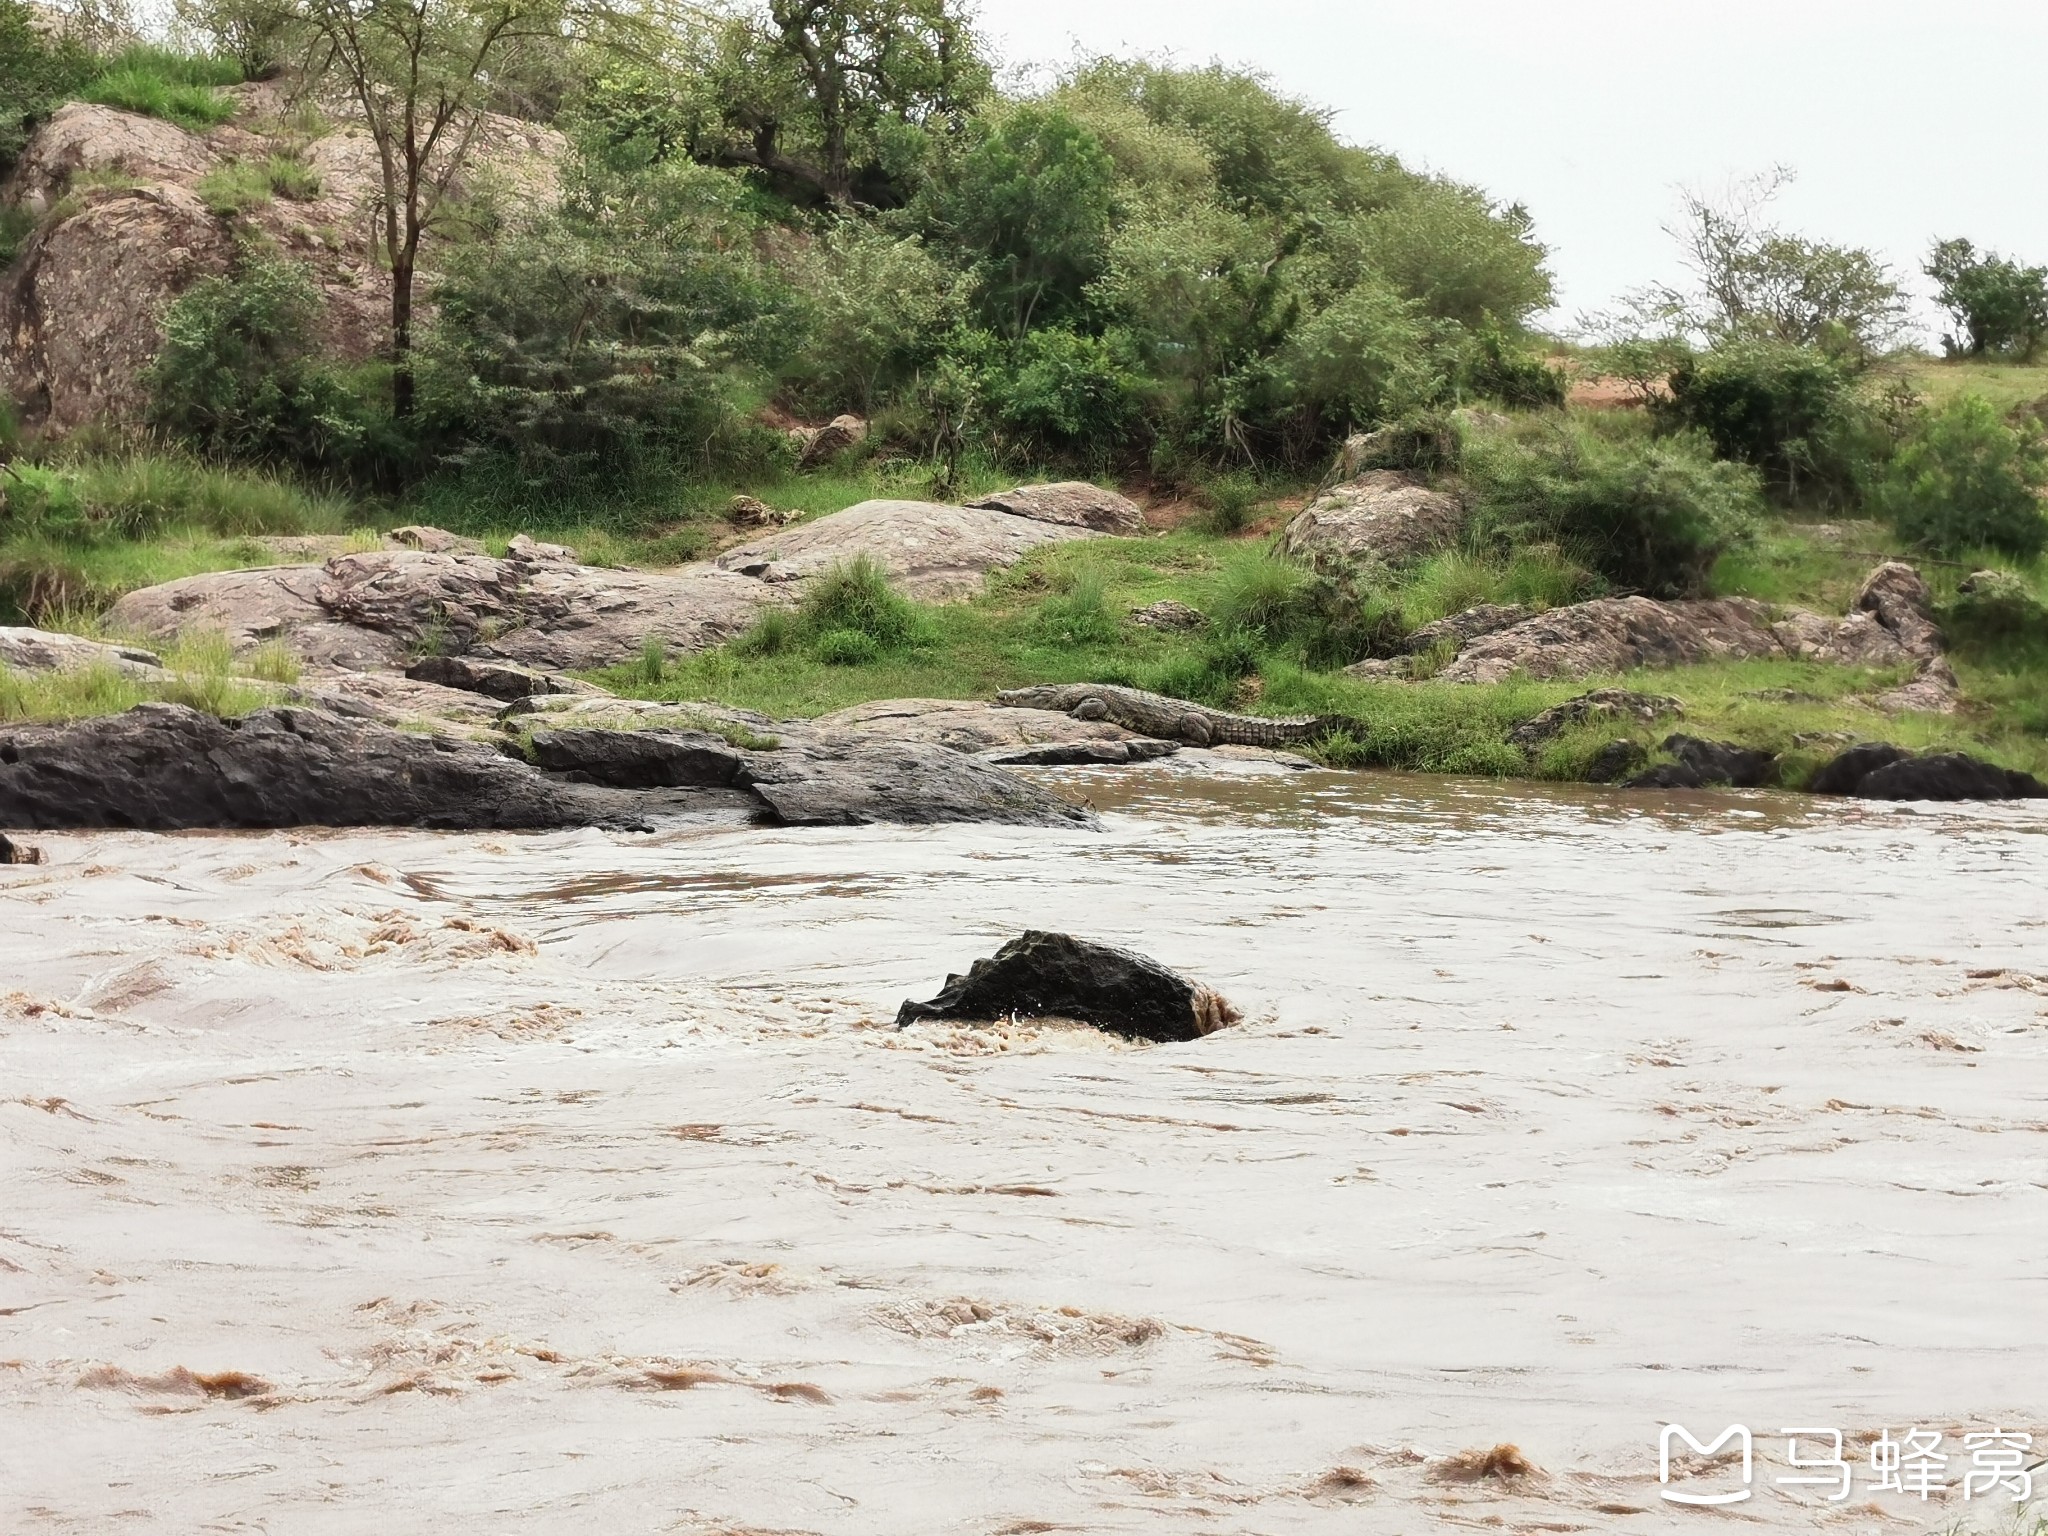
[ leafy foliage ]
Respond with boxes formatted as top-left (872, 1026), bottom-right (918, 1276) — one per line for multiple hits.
top-left (1463, 414), bottom-right (1763, 598)
top-left (1657, 339), bottom-right (1870, 504)
top-left (0, 0), bottom-right (91, 173)
top-left (146, 255), bottom-right (367, 469)
top-left (1874, 394), bottom-right (2048, 558)
top-left (1926, 238), bottom-right (2048, 360)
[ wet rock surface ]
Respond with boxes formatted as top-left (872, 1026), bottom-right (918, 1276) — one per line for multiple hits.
top-left (0, 704), bottom-right (1098, 832)
top-left (895, 930), bottom-right (1240, 1042)
top-left (1848, 752), bottom-right (2047, 802)
top-left (1279, 471), bottom-right (1467, 568)
top-left (0, 704), bottom-right (652, 831)
top-left (967, 482), bottom-right (1145, 535)
top-left (978, 739), bottom-right (1180, 767)
top-left (0, 832), bottom-right (44, 864)
top-left (1808, 742), bottom-right (1916, 795)
top-left (737, 739), bottom-right (1099, 829)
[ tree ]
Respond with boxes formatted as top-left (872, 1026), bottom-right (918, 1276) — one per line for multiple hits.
top-left (1926, 238), bottom-right (2048, 360)
top-left (924, 104), bottom-right (1116, 337)
top-left (1616, 170), bottom-right (1907, 358)
top-left (704, 0), bottom-right (986, 209)
top-left (294, 0), bottom-right (604, 414)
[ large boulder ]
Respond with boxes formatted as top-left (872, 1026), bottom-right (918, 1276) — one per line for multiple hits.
top-left (1807, 742), bottom-right (1915, 795)
top-left (1279, 471), bottom-right (1466, 568)
top-left (895, 930), bottom-right (1240, 1043)
top-left (715, 499), bottom-right (1096, 601)
top-left (1621, 735), bottom-right (1777, 790)
top-left (968, 482), bottom-right (1145, 535)
top-left (0, 102), bottom-right (217, 212)
top-left (107, 547), bottom-right (789, 673)
top-left (105, 563), bottom-right (406, 671)
top-left (737, 737), bottom-right (1098, 828)
top-left (0, 704), bottom-right (650, 830)
top-left (1, 184), bottom-right (235, 432)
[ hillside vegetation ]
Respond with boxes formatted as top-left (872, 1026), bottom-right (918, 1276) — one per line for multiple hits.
top-left (2, 0), bottom-right (2045, 786)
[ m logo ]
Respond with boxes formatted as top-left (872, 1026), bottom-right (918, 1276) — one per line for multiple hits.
top-left (1660, 1424), bottom-right (1754, 1505)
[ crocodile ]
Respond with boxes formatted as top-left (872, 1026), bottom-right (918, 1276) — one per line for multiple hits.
top-left (994, 683), bottom-right (1340, 749)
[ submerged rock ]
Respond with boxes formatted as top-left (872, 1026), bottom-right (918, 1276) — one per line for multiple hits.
top-left (895, 930), bottom-right (1240, 1042)
top-left (0, 833), bottom-right (46, 864)
top-left (1850, 753), bottom-right (2047, 802)
top-left (968, 482), bottom-right (1145, 535)
top-left (1584, 740), bottom-right (1647, 784)
top-left (1279, 471), bottom-right (1466, 568)
top-left (0, 704), bottom-right (651, 830)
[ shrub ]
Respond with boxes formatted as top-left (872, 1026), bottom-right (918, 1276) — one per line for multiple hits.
top-left (1874, 395), bottom-right (2048, 558)
top-left (1209, 553), bottom-right (1398, 667)
top-left (145, 255), bottom-right (364, 469)
top-left (1195, 470), bottom-right (1262, 534)
top-left (1463, 415), bottom-right (1763, 597)
top-left (1657, 339), bottom-right (1867, 504)
top-left (1946, 568), bottom-right (2048, 647)
top-left (982, 327), bottom-right (1143, 459)
top-left (791, 556), bottom-right (932, 657)
top-left (1458, 322), bottom-right (1568, 409)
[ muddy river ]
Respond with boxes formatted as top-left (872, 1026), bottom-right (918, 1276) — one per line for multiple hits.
top-left (4, 765), bottom-right (2046, 1532)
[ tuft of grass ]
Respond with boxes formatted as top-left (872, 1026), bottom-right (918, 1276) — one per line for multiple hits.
top-left (1032, 568), bottom-right (1120, 647)
top-left (0, 625), bottom-right (282, 724)
top-left (82, 47), bottom-right (240, 131)
top-left (634, 634), bottom-right (667, 686)
top-left (199, 154), bottom-right (322, 214)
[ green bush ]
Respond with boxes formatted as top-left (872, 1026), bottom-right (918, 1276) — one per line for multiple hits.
top-left (982, 327), bottom-right (1143, 459)
top-left (1946, 568), bottom-right (2048, 646)
top-left (1874, 394), bottom-right (2048, 558)
top-left (1458, 323), bottom-right (1568, 409)
top-left (145, 254), bottom-right (366, 469)
top-left (1464, 415), bottom-right (1763, 597)
top-left (797, 556), bottom-right (929, 652)
top-left (82, 47), bottom-right (240, 130)
top-left (1657, 339), bottom-right (1868, 504)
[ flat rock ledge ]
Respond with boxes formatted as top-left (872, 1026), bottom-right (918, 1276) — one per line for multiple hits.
top-left (0, 705), bottom-right (1098, 832)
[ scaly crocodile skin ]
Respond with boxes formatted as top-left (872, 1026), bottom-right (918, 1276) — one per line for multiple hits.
top-left (994, 683), bottom-right (1335, 748)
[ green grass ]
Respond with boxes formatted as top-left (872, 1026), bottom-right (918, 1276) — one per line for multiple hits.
top-left (197, 154), bottom-right (321, 215)
top-left (0, 628), bottom-right (290, 724)
top-left (1897, 354), bottom-right (2048, 416)
top-left (81, 47), bottom-right (240, 131)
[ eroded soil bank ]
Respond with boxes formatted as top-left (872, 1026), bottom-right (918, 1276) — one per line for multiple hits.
top-left (3, 767), bottom-right (2046, 1533)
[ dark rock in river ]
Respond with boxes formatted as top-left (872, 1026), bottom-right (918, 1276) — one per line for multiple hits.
top-left (1851, 753), bottom-right (2048, 802)
top-left (739, 740), bottom-right (1098, 828)
top-left (0, 832), bottom-right (45, 864)
top-left (1807, 742), bottom-right (1915, 795)
top-left (895, 930), bottom-right (1240, 1042)
top-left (0, 704), bottom-right (651, 830)
top-left (1621, 736), bottom-right (1777, 791)
top-left (1584, 739), bottom-right (1647, 784)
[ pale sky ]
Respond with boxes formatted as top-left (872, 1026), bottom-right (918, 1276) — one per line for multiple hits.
top-left (973, 0), bottom-right (2048, 343)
